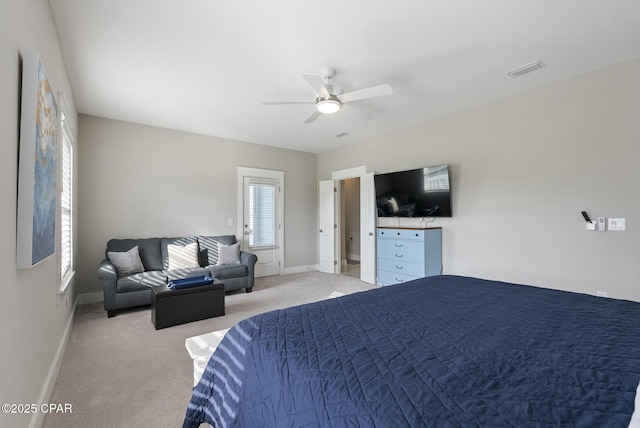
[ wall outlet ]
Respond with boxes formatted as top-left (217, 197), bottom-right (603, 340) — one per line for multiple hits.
top-left (586, 222), bottom-right (596, 231)
top-left (596, 290), bottom-right (608, 297)
top-left (228, 218), bottom-right (233, 226)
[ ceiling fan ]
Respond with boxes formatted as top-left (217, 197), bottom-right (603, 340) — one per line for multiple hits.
top-left (263, 67), bottom-right (393, 124)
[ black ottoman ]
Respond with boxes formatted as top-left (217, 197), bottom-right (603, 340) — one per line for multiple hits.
top-left (151, 279), bottom-right (225, 329)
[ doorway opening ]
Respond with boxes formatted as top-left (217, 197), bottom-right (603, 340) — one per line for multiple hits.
top-left (339, 177), bottom-right (361, 279)
top-left (318, 166), bottom-right (376, 284)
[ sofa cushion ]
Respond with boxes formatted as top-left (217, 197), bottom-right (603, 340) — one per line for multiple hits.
top-left (107, 246), bottom-right (145, 277)
top-left (164, 267), bottom-right (211, 281)
top-left (198, 236), bottom-right (237, 266)
top-left (116, 270), bottom-right (168, 293)
top-left (217, 242), bottom-right (241, 265)
top-left (161, 237), bottom-right (198, 270)
top-left (167, 242), bottom-right (200, 270)
top-left (208, 264), bottom-right (248, 280)
top-left (106, 238), bottom-right (162, 271)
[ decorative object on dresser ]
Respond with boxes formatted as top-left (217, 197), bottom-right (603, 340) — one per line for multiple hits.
top-left (376, 227), bottom-right (442, 286)
top-left (98, 235), bottom-right (257, 317)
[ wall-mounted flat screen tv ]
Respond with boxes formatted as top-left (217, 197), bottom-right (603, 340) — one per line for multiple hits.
top-left (374, 165), bottom-right (452, 217)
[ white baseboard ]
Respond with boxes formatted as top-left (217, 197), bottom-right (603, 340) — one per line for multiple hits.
top-left (29, 296), bottom-right (78, 428)
top-left (346, 253), bottom-right (361, 262)
top-left (78, 291), bottom-right (103, 304)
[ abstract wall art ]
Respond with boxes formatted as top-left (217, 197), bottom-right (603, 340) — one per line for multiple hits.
top-left (17, 51), bottom-right (58, 268)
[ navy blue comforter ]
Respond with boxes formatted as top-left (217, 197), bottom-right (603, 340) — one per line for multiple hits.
top-left (183, 275), bottom-right (640, 427)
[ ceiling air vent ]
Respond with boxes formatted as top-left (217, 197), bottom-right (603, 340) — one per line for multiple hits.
top-left (506, 60), bottom-right (545, 78)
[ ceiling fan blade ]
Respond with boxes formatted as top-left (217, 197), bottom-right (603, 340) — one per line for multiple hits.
top-left (344, 104), bottom-right (374, 121)
top-left (339, 84), bottom-right (393, 103)
top-left (302, 74), bottom-right (330, 99)
top-left (303, 110), bottom-right (321, 124)
top-left (263, 101), bottom-right (314, 105)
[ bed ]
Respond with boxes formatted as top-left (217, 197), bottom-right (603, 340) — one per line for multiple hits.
top-left (183, 275), bottom-right (640, 427)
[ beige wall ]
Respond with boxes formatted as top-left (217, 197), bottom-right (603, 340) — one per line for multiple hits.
top-left (318, 58), bottom-right (640, 301)
top-left (77, 115), bottom-right (317, 295)
top-left (0, 0), bottom-right (78, 427)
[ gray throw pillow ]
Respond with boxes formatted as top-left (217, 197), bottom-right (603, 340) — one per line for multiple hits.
top-left (107, 246), bottom-right (145, 277)
top-left (217, 242), bottom-right (241, 265)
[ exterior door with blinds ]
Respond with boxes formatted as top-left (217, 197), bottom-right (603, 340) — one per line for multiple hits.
top-left (242, 176), bottom-right (281, 277)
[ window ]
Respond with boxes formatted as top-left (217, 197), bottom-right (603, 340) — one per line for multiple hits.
top-left (59, 107), bottom-right (74, 289)
top-left (248, 180), bottom-right (277, 248)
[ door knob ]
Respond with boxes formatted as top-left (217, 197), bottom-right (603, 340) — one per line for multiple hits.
top-left (369, 232), bottom-right (373, 236)
top-left (319, 229), bottom-right (323, 233)
top-left (244, 231), bottom-right (250, 235)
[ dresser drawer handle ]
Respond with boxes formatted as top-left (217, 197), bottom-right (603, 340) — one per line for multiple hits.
top-left (395, 265), bottom-right (403, 269)
top-left (395, 254), bottom-right (403, 258)
top-left (396, 278), bottom-right (404, 282)
top-left (394, 243), bottom-right (403, 247)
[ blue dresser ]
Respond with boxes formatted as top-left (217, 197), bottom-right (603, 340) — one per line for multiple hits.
top-left (377, 227), bottom-right (442, 286)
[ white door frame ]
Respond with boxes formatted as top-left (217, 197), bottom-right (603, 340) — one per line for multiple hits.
top-left (329, 166), bottom-right (376, 284)
top-left (237, 167), bottom-right (285, 276)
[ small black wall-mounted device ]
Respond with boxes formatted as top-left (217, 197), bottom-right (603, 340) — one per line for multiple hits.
top-left (581, 211), bottom-right (592, 223)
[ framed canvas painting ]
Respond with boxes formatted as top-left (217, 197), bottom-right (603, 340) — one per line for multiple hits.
top-left (17, 51), bottom-right (58, 268)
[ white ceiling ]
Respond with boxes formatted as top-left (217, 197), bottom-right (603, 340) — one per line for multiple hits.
top-left (49, 0), bottom-right (640, 153)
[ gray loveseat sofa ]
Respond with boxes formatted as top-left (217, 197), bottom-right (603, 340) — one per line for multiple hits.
top-left (98, 235), bottom-right (257, 317)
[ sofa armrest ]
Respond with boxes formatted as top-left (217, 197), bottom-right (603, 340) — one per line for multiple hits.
top-left (98, 259), bottom-right (118, 312)
top-left (240, 251), bottom-right (258, 289)
top-left (98, 259), bottom-right (117, 280)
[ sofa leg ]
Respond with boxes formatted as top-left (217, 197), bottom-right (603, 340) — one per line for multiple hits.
top-left (245, 287), bottom-right (253, 293)
top-left (107, 310), bottom-right (117, 318)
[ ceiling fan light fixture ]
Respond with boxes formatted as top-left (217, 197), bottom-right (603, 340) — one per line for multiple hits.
top-left (316, 96), bottom-right (341, 114)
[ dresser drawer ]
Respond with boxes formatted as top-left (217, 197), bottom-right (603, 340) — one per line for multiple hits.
top-left (378, 258), bottom-right (424, 277)
top-left (378, 228), bottom-right (425, 241)
top-left (378, 270), bottom-right (420, 286)
top-left (377, 240), bottom-right (425, 264)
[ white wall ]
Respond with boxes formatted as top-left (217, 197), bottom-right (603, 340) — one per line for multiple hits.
top-left (77, 115), bottom-right (318, 296)
top-left (318, 59), bottom-right (640, 301)
top-left (0, 1), bottom-right (78, 427)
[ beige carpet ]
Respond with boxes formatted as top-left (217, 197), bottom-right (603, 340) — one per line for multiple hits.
top-left (43, 271), bottom-right (376, 428)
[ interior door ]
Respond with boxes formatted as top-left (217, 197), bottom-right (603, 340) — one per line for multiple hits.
top-left (243, 177), bottom-right (280, 277)
top-left (360, 172), bottom-right (376, 284)
top-left (318, 180), bottom-right (336, 273)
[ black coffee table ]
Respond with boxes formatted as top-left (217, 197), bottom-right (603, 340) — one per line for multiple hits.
top-left (151, 279), bottom-right (225, 329)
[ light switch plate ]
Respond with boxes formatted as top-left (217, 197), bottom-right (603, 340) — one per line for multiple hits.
top-left (607, 218), bottom-right (626, 231)
top-left (597, 217), bottom-right (606, 231)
